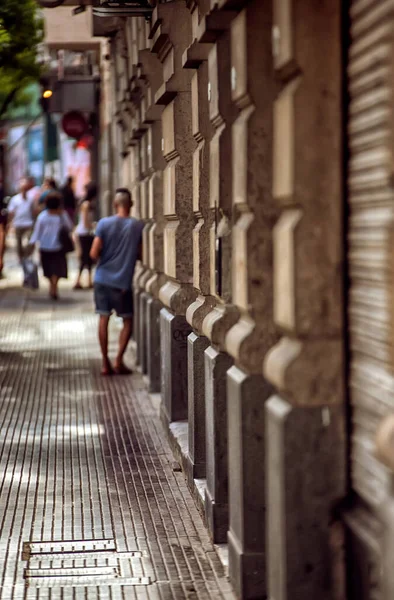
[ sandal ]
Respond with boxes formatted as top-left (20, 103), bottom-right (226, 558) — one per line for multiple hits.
top-left (114, 364), bottom-right (133, 376)
top-left (101, 360), bottom-right (114, 376)
top-left (73, 283), bottom-right (83, 290)
top-left (101, 366), bottom-right (114, 376)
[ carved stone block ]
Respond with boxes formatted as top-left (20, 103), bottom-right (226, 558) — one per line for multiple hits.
top-left (160, 308), bottom-right (192, 424)
top-left (139, 291), bottom-right (150, 375)
top-left (187, 332), bottom-right (210, 484)
top-left (147, 296), bottom-right (162, 393)
top-left (227, 366), bottom-right (273, 600)
top-left (205, 345), bottom-right (233, 543)
top-left (133, 286), bottom-right (142, 365)
top-left (266, 395), bottom-right (345, 600)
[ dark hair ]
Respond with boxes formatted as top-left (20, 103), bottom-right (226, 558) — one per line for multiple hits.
top-left (49, 178), bottom-right (57, 190)
top-left (46, 192), bottom-right (62, 210)
top-left (115, 187), bottom-right (132, 205)
top-left (84, 182), bottom-right (97, 202)
top-left (66, 176), bottom-right (73, 186)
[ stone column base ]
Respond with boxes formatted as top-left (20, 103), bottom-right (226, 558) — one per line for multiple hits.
top-left (146, 296), bottom-right (162, 393)
top-left (266, 395), bottom-right (345, 600)
top-left (227, 535), bottom-right (265, 600)
top-left (204, 346), bottom-right (233, 543)
top-left (133, 287), bottom-right (142, 365)
top-left (139, 291), bottom-right (150, 375)
top-left (186, 332), bottom-right (210, 486)
top-left (160, 308), bottom-right (192, 425)
top-left (227, 367), bottom-right (272, 600)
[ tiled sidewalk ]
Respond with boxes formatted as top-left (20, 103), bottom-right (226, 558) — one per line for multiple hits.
top-left (0, 274), bottom-right (234, 599)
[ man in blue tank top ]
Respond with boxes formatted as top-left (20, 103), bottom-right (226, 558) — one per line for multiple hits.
top-left (90, 188), bottom-right (144, 376)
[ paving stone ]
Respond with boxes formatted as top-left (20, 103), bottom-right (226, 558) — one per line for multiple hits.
top-left (0, 278), bottom-right (234, 600)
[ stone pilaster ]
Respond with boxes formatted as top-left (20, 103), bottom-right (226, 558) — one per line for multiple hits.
top-left (120, 24), bottom-right (166, 383)
top-left (196, 1), bottom-right (241, 549)
top-left (148, 1), bottom-right (196, 315)
top-left (212, 2), bottom-right (277, 598)
top-left (199, 7), bottom-right (239, 342)
top-left (183, 2), bottom-right (216, 332)
top-left (182, 1), bottom-right (217, 489)
top-left (149, 1), bottom-right (196, 425)
top-left (263, 1), bottom-right (345, 599)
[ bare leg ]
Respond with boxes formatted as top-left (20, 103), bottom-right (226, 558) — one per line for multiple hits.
top-left (88, 267), bottom-right (93, 288)
top-left (53, 276), bottom-right (59, 298)
top-left (98, 315), bottom-right (113, 375)
top-left (74, 267), bottom-right (83, 289)
top-left (50, 275), bottom-right (59, 299)
top-left (115, 318), bottom-right (133, 373)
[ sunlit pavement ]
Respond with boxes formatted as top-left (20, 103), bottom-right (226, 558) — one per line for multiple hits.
top-left (0, 242), bottom-right (234, 600)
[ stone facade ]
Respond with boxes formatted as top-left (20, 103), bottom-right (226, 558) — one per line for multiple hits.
top-left (62, 0), bottom-right (394, 598)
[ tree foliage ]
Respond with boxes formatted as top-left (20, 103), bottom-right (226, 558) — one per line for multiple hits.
top-left (0, 0), bottom-right (44, 119)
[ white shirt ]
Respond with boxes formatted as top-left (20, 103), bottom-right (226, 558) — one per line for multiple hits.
top-left (27, 186), bottom-right (41, 203)
top-left (8, 193), bottom-right (35, 228)
top-left (75, 202), bottom-right (94, 235)
top-left (30, 210), bottom-right (73, 251)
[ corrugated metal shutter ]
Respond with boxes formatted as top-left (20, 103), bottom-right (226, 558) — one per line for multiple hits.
top-left (348, 0), bottom-right (394, 508)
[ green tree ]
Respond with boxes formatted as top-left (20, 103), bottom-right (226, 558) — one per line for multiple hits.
top-left (0, 0), bottom-right (44, 119)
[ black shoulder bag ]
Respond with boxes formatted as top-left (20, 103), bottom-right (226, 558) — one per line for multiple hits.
top-left (59, 215), bottom-right (75, 254)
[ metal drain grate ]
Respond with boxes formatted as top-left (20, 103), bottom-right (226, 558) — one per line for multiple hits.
top-left (22, 539), bottom-right (116, 560)
top-left (22, 538), bottom-right (152, 587)
top-left (25, 566), bottom-right (119, 578)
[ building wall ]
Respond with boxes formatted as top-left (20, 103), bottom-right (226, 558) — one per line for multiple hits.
top-left (42, 6), bottom-right (109, 210)
top-left (43, 6), bottom-right (98, 49)
top-left (89, 0), bottom-right (394, 598)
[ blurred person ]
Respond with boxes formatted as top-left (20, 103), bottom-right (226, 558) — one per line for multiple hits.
top-left (90, 188), bottom-right (143, 376)
top-left (60, 176), bottom-right (77, 223)
top-left (73, 182), bottom-right (97, 290)
top-left (69, 140), bottom-right (91, 199)
top-left (7, 178), bottom-right (38, 262)
top-left (0, 181), bottom-right (6, 277)
top-left (29, 192), bottom-right (73, 300)
top-left (38, 178), bottom-right (58, 209)
top-left (26, 176), bottom-right (41, 205)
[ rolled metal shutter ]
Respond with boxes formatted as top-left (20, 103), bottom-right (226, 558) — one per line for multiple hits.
top-left (348, 0), bottom-right (394, 508)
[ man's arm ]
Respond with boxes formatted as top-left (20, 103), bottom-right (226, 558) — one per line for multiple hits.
top-left (7, 197), bottom-right (16, 223)
top-left (90, 236), bottom-right (103, 262)
top-left (32, 196), bottom-right (41, 218)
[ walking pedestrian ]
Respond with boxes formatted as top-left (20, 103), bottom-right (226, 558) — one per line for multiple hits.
top-left (90, 188), bottom-right (144, 376)
top-left (73, 182), bottom-right (96, 290)
top-left (29, 192), bottom-right (73, 300)
top-left (0, 182), bottom-right (6, 278)
top-left (38, 178), bottom-right (58, 210)
top-left (7, 178), bottom-right (37, 263)
top-left (60, 176), bottom-right (77, 223)
top-left (26, 176), bottom-right (42, 206)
